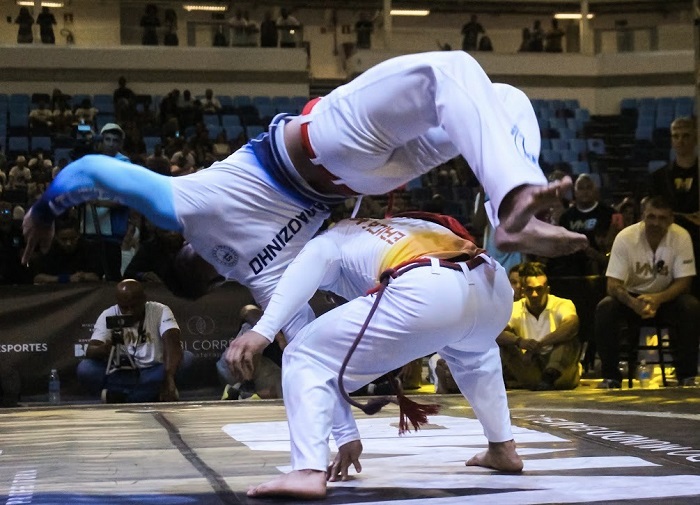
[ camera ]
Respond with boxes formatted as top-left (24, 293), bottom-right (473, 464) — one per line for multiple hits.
top-left (106, 314), bottom-right (137, 346)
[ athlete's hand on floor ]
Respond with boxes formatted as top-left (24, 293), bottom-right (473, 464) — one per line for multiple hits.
top-left (224, 330), bottom-right (270, 381)
top-left (22, 208), bottom-right (54, 265)
top-left (327, 440), bottom-right (363, 482)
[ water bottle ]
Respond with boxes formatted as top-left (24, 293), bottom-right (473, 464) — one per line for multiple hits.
top-left (637, 360), bottom-right (651, 389)
top-left (48, 369), bottom-right (61, 404)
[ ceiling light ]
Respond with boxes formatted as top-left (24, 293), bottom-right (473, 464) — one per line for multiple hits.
top-left (554, 13), bottom-right (595, 20)
top-left (16, 1), bottom-right (64, 7)
top-left (182, 4), bottom-right (227, 12)
top-left (390, 9), bottom-right (430, 17)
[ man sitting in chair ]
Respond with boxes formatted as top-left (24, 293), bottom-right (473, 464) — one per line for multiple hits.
top-left (595, 195), bottom-right (699, 388)
top-left (497, 261), bottom-right (581, 391)
top-left (77, 279), bottom-right (194, 403)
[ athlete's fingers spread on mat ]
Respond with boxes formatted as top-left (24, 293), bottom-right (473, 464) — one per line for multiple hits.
top-left (327, 440), bottom-right (363, 482)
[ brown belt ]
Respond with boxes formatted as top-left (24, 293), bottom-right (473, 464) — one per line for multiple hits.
top-left (299, 97), bottom-right (360, 197)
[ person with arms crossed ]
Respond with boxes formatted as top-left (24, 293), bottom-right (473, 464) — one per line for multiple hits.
top-left (226, 214), bottom-right (523, 499)
top-left (595, 196), bottom-right (699, 388)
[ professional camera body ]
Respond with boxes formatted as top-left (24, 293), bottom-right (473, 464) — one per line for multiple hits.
top-left (106, 314), bottom-right (137, 346)
top-left (104, 315), bottom-right (140, 374)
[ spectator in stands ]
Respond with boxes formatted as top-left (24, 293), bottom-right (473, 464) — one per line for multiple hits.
top-left (15, 7), bottom-right (34, 44)
top-left (212, 131), bottom-right (232, 161)
top-left (170, 142), bottom-right (196, 175)
top-left (78, 123), bottom-right (130, 281)
top-left (595, 196), bottom-right (699, 388)
top-left (229, 9), bottom-right (249, 47)
top-left (0, 166), bottom-right (6, 193)
top-left (497, 261), bottom-right (581, 391)
top-left (123, 226), bottom-right (183, 283)
top-left (50, 88), bottom-right (70, 111)
top-left (276, 8), bottom-right (300, 48)
top-left (99, 123), bottom-right (129, 161)
top-left (31, 220), bottom-right (102, 284)
top-left (36, 6), bottom-right (56, 44)
top-left (51, 100), bottom-right (74, 136)
top-left (76, 279), bottom-right (193, 403)
top-left (113, 76), bottom-right (136, 123)
top-left (518, 28), bottom-right (532, 52)
top-left (478, 31), bottom-right (494, 51)
top-left (461, 14), bottom-right (484, 52)
top-left (51, 157), bottom-right (69, 180)
top-left (74, 98), bottom-right (98, 128)
top-left (650, 116), bottom-right (700, 298)
top-left (8, 156), bottom-right (32, 191)
top-left (529, 20), bottom-right (545, 51)
top-left (140, 3), bottom-right (160, 46)
top-left (259, 10), bottom-right (278, 47)
top-left (29, 100), bottom-right (53, 135)
top-left (0, 200), bottom-right (31, 285)
top-left (201, 89), bottom-right (222, 115)
top-left (145, 144), bottom-right (171, 176)
top-left (355, 12), bottom-right (374, 50)
top-left (218, 304), bottom-right (284, 400)
top-left (547, 174), bottom-right (613, 277)
top-left (243, 11), bottom-right (259, 47)
top-left (163, 8), bottom-right (178, 46)
top-left (544, 18), bottom-right (565, 52)
top-left (509, 263), bottom-right (523, 301)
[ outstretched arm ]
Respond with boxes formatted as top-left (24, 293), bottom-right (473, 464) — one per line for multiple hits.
top-left (225, 234), bottom-right (341, 380)
top-left (23, 154), bottom-right (180, 264)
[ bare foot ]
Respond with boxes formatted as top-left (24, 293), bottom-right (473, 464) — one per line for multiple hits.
top-left (247, 469), bottom-right (327, 500)
top-left (494, 214), bottom-right (588, 258)
top-left (466, 440), bottom-right (524, 473)
top-left (499, 178), bottom-right (573, 234)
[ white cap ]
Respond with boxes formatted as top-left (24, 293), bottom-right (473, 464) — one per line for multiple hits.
top-left (100, 122), bottom-right (124, 137)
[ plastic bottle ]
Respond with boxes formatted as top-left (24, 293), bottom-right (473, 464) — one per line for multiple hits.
top-left (48, 369), bottom-right (61, 404)
top-left (637, 360), bottom-right (650, 388)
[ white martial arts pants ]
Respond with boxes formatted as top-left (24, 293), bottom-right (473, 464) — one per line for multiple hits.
top-left (305, 51), bottom-right (548, 227)
top-left (282, 258), bottom-right (514, 471)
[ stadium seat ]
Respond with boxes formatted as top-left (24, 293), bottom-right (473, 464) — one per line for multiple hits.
top-left (30, 136), bottom-right (51, 152)
top-left (245, 125), bottom-right (265, 139)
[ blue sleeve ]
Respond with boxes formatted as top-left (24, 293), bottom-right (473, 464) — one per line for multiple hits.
top-left (32, 154), bottom-right (181, 231)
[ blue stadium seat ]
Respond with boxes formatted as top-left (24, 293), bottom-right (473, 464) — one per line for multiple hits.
top-left (8, 136), bottom-right (29, 155)
top-left (566, 118), bottom-right (584, 133)
top-left (550, 139), bottom-right (568, 152)
top-left (674, 96), bottom-right (694, 117)
top-left (548, 117), bottom-right (567, 130)
top-left (252, 96), bottom-right (272, 109)
top-left (570, 161), bottom-right (590, 175)
top-left (31, 136), bottom-right (51, 152)
top-left (272, 96), bottom-right (293, 113)
top-left (95, 115), bottom-right (116, 132)
top-left (556, 128), bottom-right (575, 140)
top-left (540, 149), bottom-right (561, 165)
top-left (233, 95), bottom-right (252, 108)
top-left (245, 125), bottom-right (265, 139)
top-left (569, 138), bottom-right (587, 156)
top-left (224, 125), bottom-right (245, 141)
top-left (563, 99), bottom-right (580, 111)
top-left (203, 114), bottom-right (221, 127)
top-left (587, 138), bottom-right (606, 155)
top-left (574, 108), bottom-right (590, 122)
top-left (221, 114), bottom-right (241, 128)
top-left (208, 125), bottom-right (223, 140)
top-left (256, 103), bottom-right (277, 120)
top-left (540, 138), bottom-right (552, 151)
top-left (560, 150), bottom-right (579, 164)
top-left (218, 96), bottom-right (235, 112)
top-left (620, 98), bottom-right (637, 113)
top-left (648, 160), bottom-right (667, 173)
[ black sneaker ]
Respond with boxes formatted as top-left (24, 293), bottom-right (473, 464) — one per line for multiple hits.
top-left (596, 379), bottom-right (622, 389)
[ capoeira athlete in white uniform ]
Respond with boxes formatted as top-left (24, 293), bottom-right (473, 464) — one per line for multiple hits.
top-left (22, 51), bottom-right (585, 474)
top-left (231, 215), bottom-right (521, 499)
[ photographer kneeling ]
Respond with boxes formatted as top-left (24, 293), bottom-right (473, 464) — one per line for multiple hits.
top-left (76, 279), bottom-right (194, 403)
